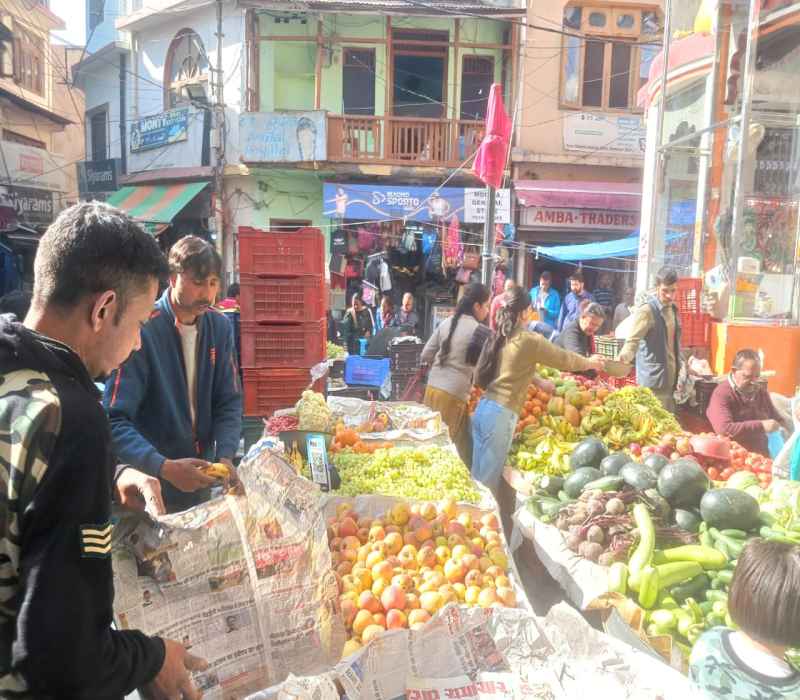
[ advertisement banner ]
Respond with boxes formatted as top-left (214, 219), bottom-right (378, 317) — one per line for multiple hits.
top-left (563, 112), bottom-right (646, 157)
top-left (323, 183), bottom-right (510, 224)
top-left (0, 140), bottom-right (66, 192)
top-left (240, 112), bottom-right (327, 162)
top-left (130, 108), bottom-right (190, 153)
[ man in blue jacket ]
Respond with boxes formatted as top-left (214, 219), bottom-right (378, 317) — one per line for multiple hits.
top-left (558, 271), bottom-right (594, 331)
top-left (104, 235), bottom-right (242, 513)
top-left (529, 271), bottom-right (561, 338)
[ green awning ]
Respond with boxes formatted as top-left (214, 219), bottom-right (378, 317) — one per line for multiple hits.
top-left (106, 182), bottom-right (208, 225)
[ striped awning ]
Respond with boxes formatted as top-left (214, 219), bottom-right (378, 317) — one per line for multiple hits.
top-left (106, 182), bottom-right (208, 227)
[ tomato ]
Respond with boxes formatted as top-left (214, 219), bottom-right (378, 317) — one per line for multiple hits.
top-left (707, 467), bottom-right (721, 481)
top-left (720, 467), bottom-right (735, 481)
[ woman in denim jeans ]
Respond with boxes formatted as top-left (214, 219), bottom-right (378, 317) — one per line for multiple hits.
top-left (472, 288), bottom-right (604, 494)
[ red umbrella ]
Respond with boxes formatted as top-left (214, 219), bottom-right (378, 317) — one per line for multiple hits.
top-left (472, 84), bottom-right (512, 189)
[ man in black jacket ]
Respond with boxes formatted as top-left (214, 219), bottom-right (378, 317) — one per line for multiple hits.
top-left (0, 203), bottom-right (205, 698)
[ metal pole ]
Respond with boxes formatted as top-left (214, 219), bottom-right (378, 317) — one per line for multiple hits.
top-left (214, 0), bottom-right (227, 269)
top-left (481, 186), bottom-right (496, 286)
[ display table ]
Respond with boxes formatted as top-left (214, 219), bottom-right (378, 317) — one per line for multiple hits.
top-left (710, 321), bottom-right (800, 395)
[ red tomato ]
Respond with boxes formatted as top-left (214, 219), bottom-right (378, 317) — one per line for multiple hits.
top-left (721, 467), bottom-right (735, 480)
top-left (707, 467), bottom-right (721, 481)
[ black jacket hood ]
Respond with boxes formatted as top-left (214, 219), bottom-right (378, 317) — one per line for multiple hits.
top-left (0, 314), bottom-right (99, 396)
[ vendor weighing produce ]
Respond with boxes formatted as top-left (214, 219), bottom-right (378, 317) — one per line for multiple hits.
top-left (105, 235), bottom-right (242, 513)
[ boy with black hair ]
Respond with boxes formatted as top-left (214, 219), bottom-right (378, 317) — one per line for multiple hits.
top-left (105, 235), bottom-right (242, 513)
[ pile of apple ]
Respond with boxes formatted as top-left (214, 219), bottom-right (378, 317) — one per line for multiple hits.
top-left (328, 498), bottom-right (517, 657)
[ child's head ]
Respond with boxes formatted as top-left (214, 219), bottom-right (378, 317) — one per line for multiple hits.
top-left (728, 538), bottom-right (800, 648)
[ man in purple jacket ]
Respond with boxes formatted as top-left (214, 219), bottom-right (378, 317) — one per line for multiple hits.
top-left (706, 349), bottom-right (786, 456)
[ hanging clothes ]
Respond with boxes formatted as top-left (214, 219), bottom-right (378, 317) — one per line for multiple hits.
top-left (443, 215), bottom-right (463, 269)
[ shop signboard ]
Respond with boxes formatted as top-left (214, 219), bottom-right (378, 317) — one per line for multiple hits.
top-left (521, 206), bottom-right (639, 230)
top-left (563, 113), bottom-right (646, 157)
top-left (240, 112), bottom-right (327, 162)
top-left (130, 108), bottom-right (190, 153)
top-left (0, 140), bottom-right (66, 193)
top-left (77, 158), bottom-right (121, 194)
top-left (127, 107), bottom-right (209, 173)
top-left (323, 183), bottom-right (511, 224)
top-left (9, 186), bottom-right (54, 227)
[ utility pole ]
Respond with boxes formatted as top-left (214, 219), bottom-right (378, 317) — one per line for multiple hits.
top-left (481, 187), bottom-right (496, 287)
top-left (213, 0), bottom-right (227, 273)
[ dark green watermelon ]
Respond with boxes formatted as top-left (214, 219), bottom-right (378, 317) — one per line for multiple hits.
top-left (600, 453), bottom-right (630, 477)
top-left (569, 438), bottom-right (608, 471)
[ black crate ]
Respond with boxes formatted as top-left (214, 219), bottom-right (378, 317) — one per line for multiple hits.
top-left (389, 342), bottom-right (424, 372)
top-left (693, 379), bottom-right (719, 416)
top-left (391, 368), bottom-right (425, 401)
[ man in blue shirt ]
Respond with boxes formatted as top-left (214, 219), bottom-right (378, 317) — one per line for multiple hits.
top-left (558, 271), bottom-right (594, 331)
top-left (529, 271), bottom-right (561, 338)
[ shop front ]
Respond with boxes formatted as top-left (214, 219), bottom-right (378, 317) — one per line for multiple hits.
top-left (637, 0), bottom-right (800, 395)
top-left (514, 180), bottom-right (641, 294)
top-left (322, 182), bottom-right (513, 338)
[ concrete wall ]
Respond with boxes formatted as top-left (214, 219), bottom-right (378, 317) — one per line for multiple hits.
top-left (85, 0), bottom-right (125, 54)
top-left (79, 55), bottom-right (124, 160)
top-left (51, 45), bottom-right (85, 204)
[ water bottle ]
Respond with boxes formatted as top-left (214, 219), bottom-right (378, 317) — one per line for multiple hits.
top-left (359, 338), bottom-right (368, 355)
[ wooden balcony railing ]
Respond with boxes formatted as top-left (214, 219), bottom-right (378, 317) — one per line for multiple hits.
top-left (327, 115), bottom-right (483, 166)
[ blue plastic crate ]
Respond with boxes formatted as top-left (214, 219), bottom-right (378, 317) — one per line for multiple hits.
top-left (344, 356), bottom-right (391, 388)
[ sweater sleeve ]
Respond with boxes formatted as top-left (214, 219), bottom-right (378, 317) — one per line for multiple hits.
top-left (420, 319), bottom-right (444, 365)
top-left (524, 332), bottom-right (594, 374)
top-left (104, 347), bottom-right (166, 477)
top-left (706, 384), bottom-right (765, 442)
top-left (618, 304), bottom-right (653, 364)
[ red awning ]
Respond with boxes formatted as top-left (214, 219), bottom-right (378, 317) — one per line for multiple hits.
top-left (514, 180), bottom-right (642, 211)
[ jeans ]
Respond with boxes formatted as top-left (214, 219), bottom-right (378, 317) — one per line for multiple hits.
top-left (471, 398), bottom-right (517, 494)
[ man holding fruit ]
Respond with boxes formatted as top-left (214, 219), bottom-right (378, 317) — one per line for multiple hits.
top-left (105, 235), bottom-right (242, 513)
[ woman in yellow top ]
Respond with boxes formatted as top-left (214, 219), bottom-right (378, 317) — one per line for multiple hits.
top-left (472, 288), bottom-right (604, 493)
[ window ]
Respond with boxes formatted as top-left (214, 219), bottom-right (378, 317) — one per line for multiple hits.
top-left (560, 7), bottom-right (661, 111)
top-left (13, 26), bottom-right (44, 95)
top-left (2, 129), bottom-right (45, 149)
top-left (89, 109), bottom-right (108, 161)
top-left (164, 29), bottom-right (209, 109)
top-left (88, 0), bottom-right (104, 32)
top-left (461, 55), bottom-right (493, 121)
top-left (343, 49), bottom-right (376, 116)
top-left (391, 29), bottom-right (448, 119)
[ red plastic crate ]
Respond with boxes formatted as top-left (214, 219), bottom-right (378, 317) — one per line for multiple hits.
top-left (680, 312), bottom-right (711, 348)
top-left (676, 278), bottom-right (702, 314)
top-left (240, 320), bottom-right (326, 368)
top-left (238, 227), bottom-right (324, 276)
top-left (243, 368), bottom-right (323, 417)
top-left (598, 371), bottom-right (637, 389)
top-left (240, 273), bottom-right (325, 323)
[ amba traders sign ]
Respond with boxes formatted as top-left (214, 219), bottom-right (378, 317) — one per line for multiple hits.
top-left (522, 206), bottom-right (639, 230)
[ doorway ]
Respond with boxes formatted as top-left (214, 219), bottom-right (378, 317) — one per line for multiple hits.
top-left (391, 29), bottom-right (448, 119)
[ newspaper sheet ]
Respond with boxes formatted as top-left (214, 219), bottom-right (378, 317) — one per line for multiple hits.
top-left (112, 442), bottom-right (345, 699)
top-left (327, 397), bottom-right (445, 442)
top-left (245, 602), bottom-right (692, 700)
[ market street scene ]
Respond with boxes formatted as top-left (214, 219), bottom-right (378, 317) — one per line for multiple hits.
top-left (1, 0), bottom-right (800, 697)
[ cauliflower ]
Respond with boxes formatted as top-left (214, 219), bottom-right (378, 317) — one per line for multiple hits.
top-left (296, 390), bottom-right (331, 432)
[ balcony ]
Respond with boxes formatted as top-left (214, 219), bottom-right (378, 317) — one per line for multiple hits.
top-left (327, 115), bottom-right (484, 167)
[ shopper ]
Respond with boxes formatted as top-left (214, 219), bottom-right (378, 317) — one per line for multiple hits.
top-left (613, 287), bottom-right (635, 330)
top-left (529, 271), bottom-right (561, 337)
top-left (489, 278), bottom-right (515, 331)
top-left (105, 236), bottom-right (243, 514)
top-left (554, 301), bottom-right (606, 358)
top-left (0, 202), bottom-right (205, 698)
top-left (706, 349), bottom-right (787, 457)
top-left (690, 538), bottom-right (800, 698)
top-left (557, 272), bottom-right (594, 331)
top-left (472, 288), bottom-right (604, 493)
top-left (341, 293), bottom-right (374, 354)
top-left (375, 294), bottom-right (397, 332)
top-left (397, 292), bottom-right (419, 334)
top-left (421, 282), bottom-right (492, 463)
top-left (618, 266), bottom-right (682, 411)
top-left (593, 273), bottom-right (615, 316)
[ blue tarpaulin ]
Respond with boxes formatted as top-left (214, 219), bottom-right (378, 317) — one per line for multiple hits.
top-left (536, 231), bottom-right (685, 262)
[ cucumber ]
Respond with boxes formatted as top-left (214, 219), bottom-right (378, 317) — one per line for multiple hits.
top-left (540, 475), bottom-right (565, 496)
top-left (705, 589), bottom-right (728, 603)
top-left (582, 475), bottom-right (625, 493)
top-left (670, 573), bottom-right (710, 603)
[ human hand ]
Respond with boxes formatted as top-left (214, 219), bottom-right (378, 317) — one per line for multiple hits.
top-left (160, 458), bottom-right (217, 492)
top-left (533, 376), bottom-right (556, 395)
top-left (218, 457), bottom-right (242, 493)
top-left (115, 467), bottom-right (165, 517)
top-left (762, 419), bottom-right (780, 433)
top-left (141, 638), bottom-right (207, 700)
top-left (587, 357), bottom-right (605, 373)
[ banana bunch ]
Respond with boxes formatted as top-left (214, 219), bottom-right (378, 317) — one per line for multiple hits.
top-left (201, 462), bottom-right (232, 480)
top-left (539, 414), bottom-right (578, 441)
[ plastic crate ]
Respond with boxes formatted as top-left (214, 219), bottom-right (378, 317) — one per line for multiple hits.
top-left (240, 274), bottom-right (325, 323)
top-left (389, 342), bottom-right (424, 371)
top-left (243, 368), bottom-right (322, 417)
top-left (680, 312), bottom-right (711, 348)
top-left (598, 371), bottom-right (637, 389)
top-left (344, 356), bottom-right (391, 388)
top-left (693, 379), bottom-right (719, 416)
top-left (238, 227), bottom-right (324, 276)
top-left (240, 320), bottom-right (326, 368)
top-left (592, 335), bottom-right (624, 360)
top-left (676, 278), bottom-right (703, 314)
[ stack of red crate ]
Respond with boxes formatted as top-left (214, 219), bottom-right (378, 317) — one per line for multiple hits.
top-left (238, 226), bottom-right (327, 417)
top-left (676, 278), bottom-right (711, 348)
